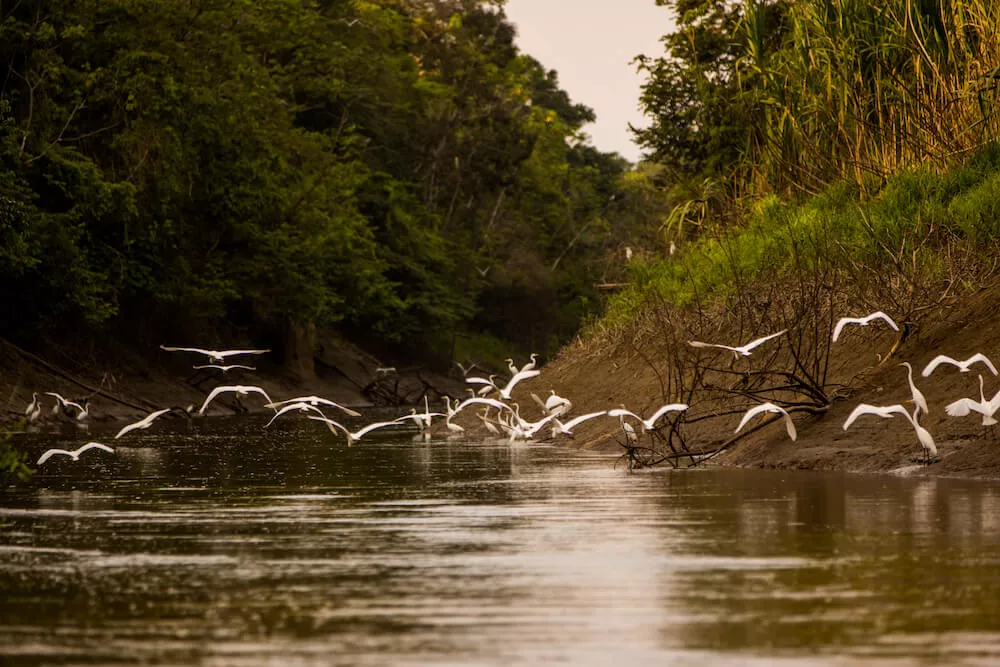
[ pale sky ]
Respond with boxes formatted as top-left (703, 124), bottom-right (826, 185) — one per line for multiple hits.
top-left (503, 0), bottom-right (674, 163)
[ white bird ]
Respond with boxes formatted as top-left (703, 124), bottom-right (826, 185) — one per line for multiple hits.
top-left (497, 369), bottom-right (541, 400)
top-left (37, 442), bottom-right (114, 465)
top-left (505, 358), bottom-right (519, 375)
top-left (160, 345), bottom-right (270, 363)
top-left (198, 385), bottom-right (273, 415)
top-left (832, 311), bottom-right (899, 342)
top-left (24, 392), bottom-right (41, 423)
top-left (843, 403), bottom-right (911, 430)
top-left (532, 390), bottom-right (573, 417)
top-left (307, 415), bottom-right (410, 445)
top-left (265, 402), bottom-right (330, 427)
top-left (466, 374), bottom-right (497, 397)
top-left (900, 362), bottom-right (929, 414)
top-left (735, 402), bottom-right (797, 441)
top-left (618, 414), bottom-right (638, 444)
top-left (520, 353), bottom-right (539, 373)
top-left (688, 329), bottom-right (787, 357)
top-left (45, 392), bottom-right (87, 419)
top-left (910, 407), bottom-right (938, 463)
top-left (922, 353), bottom-right (998, 377)
top-left (478, 409), bottom-right (501, 435)
top-left (115, 408), bottom-right (172, 439)
top-left (193, 364), bottom-right (257, 372)
top-left (454, 396), bottom-right (518, 418)
top-left (551, 411), bottom-right (609, 437)
top-left (265, 396), bottom-right (361, 417)
top-left (398, 397), bottom-right (445, 432)
top-left (946, 374), bottom-right (1000, 426)
top-left (455, 361), bottom-right (479, 377)
top-left (608, 403), bottom-right (689, 432)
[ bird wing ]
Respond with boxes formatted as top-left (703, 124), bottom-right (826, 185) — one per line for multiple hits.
top-left (864, 311), bottom-right (900, 331)
top-left (945, 397), bottom-right (983, 418)
top-left (78, 442), bottom-right (114, 457)
top-left (502, 369), bottom-right (541, 396)
top-left (160, 345), bottom-right (212, 355)
top-left (241, 386), bottom-right (273, 404)
top-left (688, 340), bottom-right (739, 352)
top-left (354, 419), bottom-right (407, 439)
top-left (607, 408), bottom-right (640, 421)
top-left (968, 353), bottom-right (999, 376)
top-left (782, 414), bottom-right (797, 441)
top-left (561, 411), bottom-right (609, 430)
top-left (266, 402), bottom-right (325, 427)
top-left (531, 392), bottom-right (547, 411)
top-left (465, 376), bottom-right (495, 386)
top-left (306, 415), bottom-right (349, 436)
top-left (44, 392), bottom-right (68, 406)
top-left (198, 385), bottom-right (235, 414)
top-left (921, 355), bottom-right (960, 377)
top-left (115, 408), bottom-right (171, 439)
top-left (843, 403), bottom-right (908, 430)
top-left (644, 403), bottom-right (689, 427)
top-left (217, 349), bottom-right (271, 358)
top-left (455, 397), bottom-right (513, 414)
top-left (743, 329), bottom-right (788, 351)
top-left (37, 449), bottom-right (70, 465)
top-left (313, 399), bottom-right (361, 417)
top-left (831, 317), bottom-right (858, 342)
top-left (735, 403), bottom-right (778, 433)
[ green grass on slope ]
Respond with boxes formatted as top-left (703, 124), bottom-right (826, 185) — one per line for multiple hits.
top-left (602, 143), bottom-right (1000, 329)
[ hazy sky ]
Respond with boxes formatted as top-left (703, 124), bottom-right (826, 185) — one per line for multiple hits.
top-left (503, 0), bottom-right (674, 163)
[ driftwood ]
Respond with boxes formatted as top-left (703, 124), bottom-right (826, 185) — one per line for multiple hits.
top-left (2, 338), bottom-right (162, 412)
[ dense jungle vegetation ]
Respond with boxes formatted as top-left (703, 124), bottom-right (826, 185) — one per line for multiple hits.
top-left (0, 0), bottom-right (667, 370)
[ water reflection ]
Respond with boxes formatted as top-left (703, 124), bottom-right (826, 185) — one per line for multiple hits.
top-left (3, 422), bottom-right (1000, 664)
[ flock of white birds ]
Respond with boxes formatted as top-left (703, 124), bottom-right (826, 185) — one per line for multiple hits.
top-left (28, 310), bottom-right (1000, 467)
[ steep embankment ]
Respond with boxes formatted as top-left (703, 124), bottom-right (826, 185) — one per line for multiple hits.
top-left (529, 286), bottom-right (1000, 479)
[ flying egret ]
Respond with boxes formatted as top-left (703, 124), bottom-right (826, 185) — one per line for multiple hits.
top-left (832, 311), bottom-right (899, 342)
top-left (265, 402), bottom-right (330, 427)
top-left (735, 402), bottom-right (797, 441)
top-left (688, 329), bottom-right (788, 357)
top-left (608, 403), bottom-right (689, 432)
top-left (921, 353), bottom-right (998, 377)
top-left (945, 374), bottom-right (1000, 426)
top-left (900, 362), bottom-right (929, 414)
top-left (454, 396), bottom-right (518, 419)
top-left (193, 364), bottom-right (256, 372)
top-left (198, 385), bottom-right (273, 415)
top-left (532, 390), bottom-right (573, 417)
top-left (454, 361), bottom-right (479, 377)
top-left (37, 442), bottom-right (114, 465)
top-left (160, 346), bottom-right (270, 363)
top-left (497, 369), bottom-right (541, 400)
top-left (115, 408), bottom-right (172, 439)
top-left (843, 403), bottom-right (911, 430)
top-left (265, 396), bottom-right (361, 417)
top-left (45, 392), bottom-right (87, 419)
top-left (466, 374), bottom-right (497, 397)
top-left (550, 411), bottom-right (609, 437)
top-left (307, 415), bottom-right (410, 445)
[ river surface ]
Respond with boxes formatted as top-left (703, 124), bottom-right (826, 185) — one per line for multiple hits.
top-left (4, 416), bottom-right (1000, 665)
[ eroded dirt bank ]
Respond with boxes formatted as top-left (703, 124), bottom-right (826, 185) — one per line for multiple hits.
top-left (523, 288), bottom-right (1000, 480)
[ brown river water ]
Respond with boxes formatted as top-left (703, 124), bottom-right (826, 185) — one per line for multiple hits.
top-left (3, 415), bottom-right (1000, 665)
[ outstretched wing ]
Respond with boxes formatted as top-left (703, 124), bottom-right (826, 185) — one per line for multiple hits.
top-left (735, 403), bottom-right (779, 433)
top-left (217, 349), bottom-right (270, 358)
top-left (502, 369), bottom-right (541, 396)
top-left (78, 442), bottom-right (114, 457)
top-left (743, 329), bottom-right (787, 351)
top-left (968, 353), bottom-right (999, 376)
top-left (946, 397), bottom-right (983, 418)
top-left (863, 311), bottom-right (900, 331)
top-left (831, 317), bottom-right (858, 342)
top-left (115, 408), bottom-right (171, 439)
top-left (688, 340), bottom-right (739, 353)
top-left (644, 403), bottom-right (689, 426)
top-left (37, 449), bottom-right (70, 465)
top-left (160, 345), bottom-right (212, 355)
top-left (921, 355), bottom-right (959, 377)
top-left (843, 403), bottom-right (908, 430)
top-left (560, 411), bottom-right (609, 431)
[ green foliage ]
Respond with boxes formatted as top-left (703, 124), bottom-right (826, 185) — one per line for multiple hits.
top-left (0, 425), bottom-right (33, 489)
top-left (0, 0), bottom-right (630, 359)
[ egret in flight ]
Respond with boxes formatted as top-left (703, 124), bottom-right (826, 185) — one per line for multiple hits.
top-left (532, 390), bottom-right (573, 417)
top-left (37, 442), bottom-right (114, 465)
top-left (688, 329), bottom-right (787, 357)
top-left (832, 311), bottom-right (899, 342)
top-left (946, 374), bottom-right (1000, 426)
top-left (550, 411), bottom-right (609, 437)
top-left (922, 353), bottom-right (998, 377)
top-left (160, 345), bottom-right (270, 363)
top-left (308, 415), bottom-right (409, 445)
top-left (193, 364), bottom-right (256, 372)
top-left (497, 369), bottom-right (541, 400)
top-left (198, 385), bottom-right (273, 415)
top-left (266, 396), bottom-right (361, 417)
top-left (843, 403), bottom-right (911, 430)
top-left (609, 403), bottom-right (689, 432)
top-left (735, 402), bottom-right (797, 441)
top-left (115, 408), bottom-right (172, 439)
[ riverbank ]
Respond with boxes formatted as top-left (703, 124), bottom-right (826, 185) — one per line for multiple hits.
top-left (524, 285), bottom-right (1000, 480)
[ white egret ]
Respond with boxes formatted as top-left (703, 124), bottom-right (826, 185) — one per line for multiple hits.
top-left (832, 311), bottom-right (899, 342)
top-left (454, 361), bottom-right (479, 377)
top-left (398, 397), bottom-right (444, 432)
top-left (160, 345), bottom-right (270, 363)
top-left (945, 374), bottom-right (1000, 426)
top-left (45, 392), bottom-right (87, 419)
top-left (532, 390), bottom-right (572, 417)
top-left (197, 385), bottom-right (273, 415)
top-left (265, 402), bottom-right (330, 427)
top-left (608, 403), bottom-right (689, 432)
top-left (115, 408), bottom-right (172, 439)
top-left (497, 369), bottom-right (541, 400)
top-left (308, 415), bottom-right (410, 445)
top-left (921, 353), bottom-right (998, 377)
top-left (735, 402), bottom-right (797, 441)
top-left (466, 374), bottom-right (497, 397)
top-left (505, 358), bottom-right (519, 375)
top-left (37, 442), bottom-right (114, 465)
top-left (618, 414), bottom-right (638, 444)
top-left (900, 362), bottom-right (929, 414)
top-left (550, 411), bottom-right (609, 437)
top-left (688, 329), bottom-right (787, 357)
top-left (24, 392), bottom-right (41, 423)
top-left (265, 396), bottom-right (361, 417)
top-left (453, 396), bottom-right (518, 418)
top-left (193, 364), bottom-right (256, 372)
top-left (843, 403), bottom-right (911, 430)
top-left (520, 353), bottom-right (540, 373)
